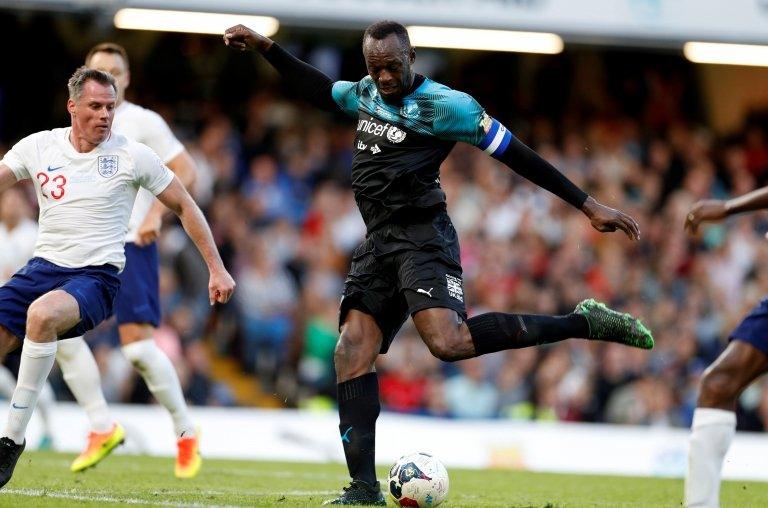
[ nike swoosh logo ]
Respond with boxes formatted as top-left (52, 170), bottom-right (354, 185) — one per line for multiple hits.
top-left (47, 165), bottom-right (65, 172)
top-left (11, 403), bottom-right (28, 409)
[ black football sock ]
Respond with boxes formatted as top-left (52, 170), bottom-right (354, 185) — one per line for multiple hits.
top-left (337, 372), bottom-right (380, 486)
top-left (467, 312), bottom-right (589, 356)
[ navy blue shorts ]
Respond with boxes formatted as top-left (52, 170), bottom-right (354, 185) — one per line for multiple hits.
top-left (0, 257), bottom-right (120, 341)
top-left (116, 242), bottom-right (160, 327)
top-left (731, 298), bottom-right (768, 357)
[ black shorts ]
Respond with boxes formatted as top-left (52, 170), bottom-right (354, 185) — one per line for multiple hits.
top-left (339, 209), bottom-right (467, 353)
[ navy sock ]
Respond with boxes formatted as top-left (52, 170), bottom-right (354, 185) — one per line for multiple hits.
top-left (337, 372), bottom-right (380, 486)
top-left (467, 312), bottom-right (589, 356)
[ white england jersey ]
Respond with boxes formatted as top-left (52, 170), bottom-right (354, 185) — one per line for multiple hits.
top-left (0, 128), bottom-right (174, 271)
top-left (112, 101), bottom-right (184, 243)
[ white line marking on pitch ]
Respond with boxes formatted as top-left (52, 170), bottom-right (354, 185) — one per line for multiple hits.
top-left (0, 488), bottom-right (243, 507)
top-left (1, 487), bottom-right (339, 505)
top-left (160, 489), bottom-right (337, 496)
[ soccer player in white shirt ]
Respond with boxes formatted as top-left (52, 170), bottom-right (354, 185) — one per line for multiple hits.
top-left (0, 66), bottom-right (235, 489)
top-left (52, 42), bottom-right (204, 478)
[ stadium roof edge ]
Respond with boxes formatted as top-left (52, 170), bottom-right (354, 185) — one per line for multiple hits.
top-left (4, 0), bottom-right (768, 49)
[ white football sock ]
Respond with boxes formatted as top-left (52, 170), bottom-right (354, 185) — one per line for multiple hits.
top-left (56, 336), bottom-right (113, 433)
top-left (122, 339), bottom-right (194, 439)
top-left (0, 364), bottom-right (56, 437)
top-left (36, 381), bottom-right (56, 437)
top-left (0, 365), bottom-right (18, 398)
top-left (685, 408), bottom-right (736, 508)
top-left (3, 339), bottom-right (57, 445)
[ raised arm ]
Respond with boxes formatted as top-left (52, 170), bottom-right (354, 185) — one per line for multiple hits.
top-left (224, 24), bottom-right (337, 112)
top-left (436, 94), bottom-right (640, 240)
top-left (155, 177), bottom-right (235, 304)
top-left (685, 186), bottom-right (768, 234)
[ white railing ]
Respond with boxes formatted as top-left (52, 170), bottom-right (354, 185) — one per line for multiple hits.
top-left (9, 402), bottom-right (768, 481)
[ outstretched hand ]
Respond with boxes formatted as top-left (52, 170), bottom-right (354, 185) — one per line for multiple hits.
top-left (223, 24), bottom-right (273, 53)
top-left (684, 199), bottom-right (728, 235)
top-left (582, 197), bottom-right (640, 240)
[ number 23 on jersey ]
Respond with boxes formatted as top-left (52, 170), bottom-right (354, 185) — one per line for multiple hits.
top-left (36, 172), bottom-right (67, 200)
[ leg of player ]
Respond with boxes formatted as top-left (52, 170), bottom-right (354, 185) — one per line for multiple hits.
top-left (0, 331), bottom-right (20, 484)
top-left (324, 309), bottom-right (386, 506)
top-left (35, 382), bottom-right (56, 450)
top-left (57, 336), bottom-right (124, 472)
top-left (0, 366), bottom-right (18, 400)
top-left (0, 333), bottom-right (20, 360)
top-left (0, 364), bottom-right (55, 450)
top-left (114, 241), bottom-right (199, 478)
top-left (120, 323), bottom-right (199, 478)
top-left (411, 300), bottom-right (652, 364)
top-left (685, 341), bottom-right (768, 508)
top-left (0, 290), bottom-right (76, 488)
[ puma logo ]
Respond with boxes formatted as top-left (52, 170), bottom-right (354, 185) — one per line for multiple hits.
top-left (416, 288), bottom-right (434, 298)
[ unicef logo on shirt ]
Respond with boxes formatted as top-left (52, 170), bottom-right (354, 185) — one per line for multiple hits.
top-left (387, 126), bottom-right (407, 144)
top-left (97, 155), bottom-right (119, 178)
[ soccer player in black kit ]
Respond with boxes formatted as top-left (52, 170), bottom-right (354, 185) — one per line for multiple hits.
top-left (225, 21), bottom-right (654, 505)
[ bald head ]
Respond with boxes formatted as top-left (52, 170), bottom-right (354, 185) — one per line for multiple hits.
top-left (362, 21), bottom-right (415, 103)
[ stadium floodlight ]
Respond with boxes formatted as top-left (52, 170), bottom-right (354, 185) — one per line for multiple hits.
top-left (406, 26), bottom-right (563, 54)
top-left (683, 42), bottom-right (768, 67)
top-left (114, 8), bottom-right (279, 36)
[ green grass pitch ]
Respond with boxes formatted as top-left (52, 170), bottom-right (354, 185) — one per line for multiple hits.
top-left (1, 451), bottom-right (766, 507)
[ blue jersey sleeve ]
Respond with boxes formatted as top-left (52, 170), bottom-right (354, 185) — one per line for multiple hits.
top-left (331, 81), bottom-right (362, 118)
top-left (433, 91), bottom-right (513, 157)
top-left (476, 116), bottom-right (514, 158)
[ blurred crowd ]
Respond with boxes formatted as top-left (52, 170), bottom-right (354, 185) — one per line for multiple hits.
top-left (3, 43), bottom-right (768, 431)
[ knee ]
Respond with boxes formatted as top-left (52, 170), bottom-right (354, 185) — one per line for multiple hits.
top-left (698, 367), bottom-right (740, 407)
top-left (26, 300), bottom-right (59, 335)
top-left (334, 328), bottom-right (366, 365)
top-left (425, 331), bottom-right (465, 362)
top-left (334, 327), bottom-right (377, 379)
top-left (119, 324), bottom-right (153, 345)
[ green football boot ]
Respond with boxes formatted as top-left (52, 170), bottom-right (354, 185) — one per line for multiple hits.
top-left (574, 298), bottom-right (654, 350)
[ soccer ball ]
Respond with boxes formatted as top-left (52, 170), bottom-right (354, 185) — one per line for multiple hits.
top-left (388, 452), bottom-right (449, 507)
